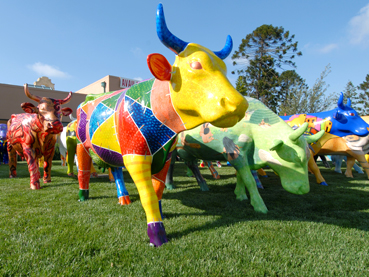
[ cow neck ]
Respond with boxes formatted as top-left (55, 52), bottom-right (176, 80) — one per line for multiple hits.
top-left (30, 114), bottom-right (43, 133)
top-left (150, 79), bottom-right (186, 134)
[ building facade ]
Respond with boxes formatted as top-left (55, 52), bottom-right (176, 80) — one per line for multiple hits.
top-left (0, 75), bottom-right (139, 125)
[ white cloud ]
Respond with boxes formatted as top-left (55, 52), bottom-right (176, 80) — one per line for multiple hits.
top-left (133, 77), bottom-right (143, 81)
top-left (348, 3), bottom-right (369, 45)
top-left (28, 62), bottom-right (70, 78)
top-left (131, 47), bottom-right (144, 58)
top-left (317, 43), bottom-right (338, 54)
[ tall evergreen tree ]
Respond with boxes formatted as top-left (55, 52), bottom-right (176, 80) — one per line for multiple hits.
top-left (357, 74), bottom-right (369, 115)
top-left (235, 56), bottom-right (280, 112)
top-left (278, 70), bottom-right (308, 115)
top-left (279, 65), bottom-right (335, 115)
top-left (232, 24), bottom-right (302, 110)
top-left (344, 81), bottom-right (360, 110)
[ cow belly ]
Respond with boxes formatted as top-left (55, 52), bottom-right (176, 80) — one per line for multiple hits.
top-left (318, 138), bottom-right (350, 155)
top-left (89, 108), bottom-right (124, 166)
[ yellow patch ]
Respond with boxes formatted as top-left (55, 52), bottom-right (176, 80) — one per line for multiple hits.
top-left (91, 113), bottom-right (121, 155)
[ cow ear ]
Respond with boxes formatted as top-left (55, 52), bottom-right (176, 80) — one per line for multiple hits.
top-left (61, 107), bottom-right (73, 116)
top-left (21, 102), bottom-right (38, 114)
top-left (147, 53), bottom-right (172, 81)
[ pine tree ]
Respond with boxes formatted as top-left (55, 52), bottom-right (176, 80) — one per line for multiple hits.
top-left (279, 65), bottom-right (335, 115)
top-left (357, 74), bottom-right (369, 115)
top-left (232, 24), bottom-right (302, 111)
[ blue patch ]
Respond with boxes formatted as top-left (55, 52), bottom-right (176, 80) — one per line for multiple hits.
top-left (125, 96), bottom-right (176, 155)
top-left (89, 103), bottom-right (114, 140)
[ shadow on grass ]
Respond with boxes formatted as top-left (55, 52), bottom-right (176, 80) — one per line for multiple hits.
top-left (163, 164), bottom-right (369, 241)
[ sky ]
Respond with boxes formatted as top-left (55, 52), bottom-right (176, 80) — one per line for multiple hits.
top-left (1, 0), bottom-right (369, 101)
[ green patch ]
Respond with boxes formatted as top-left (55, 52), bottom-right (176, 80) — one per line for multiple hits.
top-left (249, 109), bottom-right (281, 125)
top-left (151, 137), bottom-right (177, 174)
top-left (125, 79), bottom-right (154, 108)
top-left (101, 92), bottom-right (122, 110)
top-left (82, 90), bottom-right (116, 106)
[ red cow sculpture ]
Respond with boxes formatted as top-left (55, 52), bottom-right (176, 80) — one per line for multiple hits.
top-left (7, 84), bottom-right (72, 189)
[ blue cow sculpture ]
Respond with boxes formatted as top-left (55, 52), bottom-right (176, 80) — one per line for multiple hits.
top-left (280, 93), bottom-right (369, 138)
top-left (0, 124), bottom-right (8, 164)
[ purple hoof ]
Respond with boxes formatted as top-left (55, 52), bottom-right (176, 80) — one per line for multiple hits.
top-left (147, 222), bottom-right (168, 247)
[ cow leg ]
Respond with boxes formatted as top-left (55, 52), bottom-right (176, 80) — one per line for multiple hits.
top-left (123, 154), bottom-right (167, 247)
top-left (234, 171), bottom-right (248, 201)
top-left (251, 170), bottom-right (264, 189)
top-left (333, 155), bottom-right (343, 174)
top-left (0, 141), bottom-right (3, 165)
top-left (23, 148), bottom-right (41, 190)
top-left (308, 155), bottom-right (328, 186)
top-left (165, 148), bottom-right (177, 190)
top-left (7, 145), bottom-right (17, 178)
top-left (152, 157), bottom-right (172, 219)
top-left (77, 144), bottom-right (92, 201)
top-left (165, 162), bottom-right (175, 190)
top-left (60, 154), bottom-right (66, 166)
top-left (42, 153), bottom-right (54, 183)
top-left (66, 137), bottom-right (77, 176)
top-left (352, 155), bottom-right (369, 178)
top-left (345, 157), bottom-right (355, 178)
top-left (108, 168), bottom-right (115, 182)
top-left (236, 165), bottom-right (268, 213)
top-left (205, 161), bottom-right (220, 179)
top-left (90, 161), bottom-right (98, 178)
top-left (257, 168), bottom-right (268, 177)
top-left (3, 142), bottom-right (8, 164)
top-left (185, 160), bottom-right (209, 191)
top-left (111, 167), bottom-right (131, 205)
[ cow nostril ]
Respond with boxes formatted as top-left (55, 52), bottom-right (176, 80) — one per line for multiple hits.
top-left (220, 98), bottom-right (226, 108)
top-left (220, 98), bottom-right (237, 112)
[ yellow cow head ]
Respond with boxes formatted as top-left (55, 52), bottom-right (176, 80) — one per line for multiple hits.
top-left (148, 4), bottom-right (248, 130)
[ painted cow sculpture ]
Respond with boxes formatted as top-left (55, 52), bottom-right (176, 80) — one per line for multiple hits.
top-left (281, 93), bottom-right (369, 185)
top-left (166, 97), bottom-right (324, 213)
top-left (328, 115), bottom-right (369, 177)
top-left (0, 124), bottom-right (8, 164)
top-left (75, 3), bottom-right (248, 247)
top-left (7, 84), bottom-right (72, 189)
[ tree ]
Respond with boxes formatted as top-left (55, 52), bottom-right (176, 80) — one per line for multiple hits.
top-left (332, 80), bottom-right (360, 111)
top-left (277, 70), bottom-right (308, 114)
top-left (278, 65), bottom-right (335, 115)
top-left (357, 74), bottom-right (369, 115)
top-left (232, 24), bottom-right (302, 110)
top-left (235, 56), bottom-right (280, 111)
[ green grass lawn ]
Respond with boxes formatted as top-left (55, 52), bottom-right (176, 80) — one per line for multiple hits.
top-left (0, 161), bottom-right (369, 276)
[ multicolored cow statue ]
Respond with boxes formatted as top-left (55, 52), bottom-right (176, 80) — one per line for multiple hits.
top-left (281, 93), bottom-right (369, 185)
top-left (0, 124), bottom-right (8, 164)
top-left (166, 97), bottom-right (324, 213)
top-left (75, 3), bottom-right (248, 247)
top-left (7, 84), bottom-right (72, 189)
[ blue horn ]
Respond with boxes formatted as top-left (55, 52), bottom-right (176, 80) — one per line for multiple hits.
top-left (213, 35), bottom-right (233, 60)
top-left (347, 98), bottom-right (351, 107)
top-left (156, 4), bottom-right (233, 60)
top-left (337, 92), bottom-right (345, 110)
top-left (156, 3), bottom-right (188, 54)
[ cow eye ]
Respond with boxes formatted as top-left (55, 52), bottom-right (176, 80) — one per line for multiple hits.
top-left (190, 61), bottom-right (202, 70)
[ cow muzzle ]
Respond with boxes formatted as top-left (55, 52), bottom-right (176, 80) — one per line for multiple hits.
top-left (210, 96), bottom-right (248, 128)
top-left (47, 122), bottom-right (63, 134)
